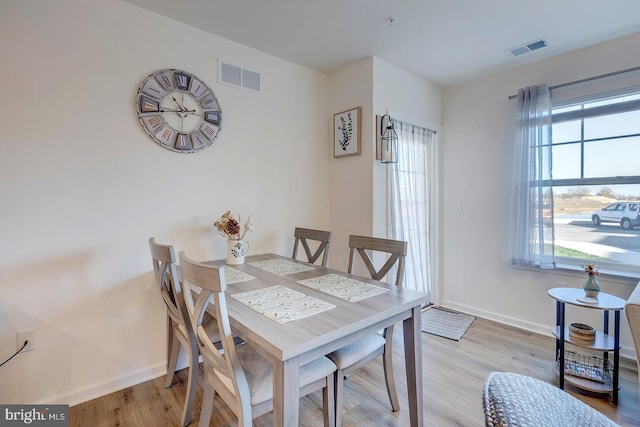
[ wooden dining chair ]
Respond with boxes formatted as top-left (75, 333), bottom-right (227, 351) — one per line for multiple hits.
top-left (292, 227), bottom-right (332, 267)
top-left (327, 235), bottom-right (407, 426)
top-left (148, 238), bottom-right (200, 427)
top-left (178, 252), bottom-right (337, 427)
top-left (149, 237), bottom-right (228, 427)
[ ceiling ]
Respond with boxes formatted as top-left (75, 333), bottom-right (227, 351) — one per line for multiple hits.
top-left (123, 0), bottom-right (640, 87)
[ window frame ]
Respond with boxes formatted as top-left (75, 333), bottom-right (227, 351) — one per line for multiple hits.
top-left (549, 88), bottom-right (640, 277)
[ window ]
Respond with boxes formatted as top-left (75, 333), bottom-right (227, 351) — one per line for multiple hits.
top-left (551, 88), bottom-right (640, 274)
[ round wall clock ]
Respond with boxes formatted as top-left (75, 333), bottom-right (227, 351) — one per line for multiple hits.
top-left (135, 68), bottom-right (222, 153)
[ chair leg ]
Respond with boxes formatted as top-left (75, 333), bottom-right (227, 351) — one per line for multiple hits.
top-left (382, 327), bottom-right (400, 412)
top-left (198, 373), bottom-right (215, 427)
top-left (180, 340), bottom-right (199, 427)
top-left (323, 374), bottom-right (335, 427)
top-left (165, 326), bottom-right (180, 389)
top-left (237, 395), bottom-right (253, 427)
top-left (334, 370), bottom-right (345, 427)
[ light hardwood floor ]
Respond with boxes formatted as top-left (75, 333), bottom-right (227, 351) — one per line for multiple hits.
top-left (70, 315), bottom-right (640, 426)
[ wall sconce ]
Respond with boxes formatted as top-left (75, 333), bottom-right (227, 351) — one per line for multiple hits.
top-left (380, 114), bottom-right (398, 164)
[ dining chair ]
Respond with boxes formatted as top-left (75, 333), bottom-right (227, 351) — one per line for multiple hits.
top-left (625, 282), bottom-right (640, 402)
top-left (178, 252), bottom-right (337, 427)
top-left (327, 235), bottom-right (407, 426)
top-left (292, 227), bottom-right (332, 267)
top-left (149, 237), bottom-right (227, 427)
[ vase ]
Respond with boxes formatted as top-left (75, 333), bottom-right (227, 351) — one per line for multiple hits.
top-left (227, 239), bottom-right (249, 265)
top-left (583, 275), bottom-right (601, 298)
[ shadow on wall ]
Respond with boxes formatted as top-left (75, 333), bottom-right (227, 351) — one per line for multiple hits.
top-left (0, 248), bottom-right (166, 405)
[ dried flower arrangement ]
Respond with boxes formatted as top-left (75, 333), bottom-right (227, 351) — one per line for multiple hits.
top-left (213, 211), bottom-right (254, 241)
top-left (583, 263), bottom-right (599, 276)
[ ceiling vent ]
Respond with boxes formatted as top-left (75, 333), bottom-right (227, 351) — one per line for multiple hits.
top-left (218, 60), bottom-right (261, 93)
top-left (508, 39), bottom-right (548, 56)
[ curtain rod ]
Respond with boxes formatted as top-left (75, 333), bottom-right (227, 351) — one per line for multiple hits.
top-left (507, 65), bottom-right (640, 100)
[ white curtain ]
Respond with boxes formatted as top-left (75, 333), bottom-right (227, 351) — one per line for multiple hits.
top-left (388, 120), bottom-right (435, 294)
top-left (508, 84), bottom-right (555, 269)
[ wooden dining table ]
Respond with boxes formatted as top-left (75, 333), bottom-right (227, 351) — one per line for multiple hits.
top-left (204, 253), bottom-right (428, 427)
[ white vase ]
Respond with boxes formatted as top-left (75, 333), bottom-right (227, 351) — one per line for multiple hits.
top-left (227, 239), bottom-right (249, 265)
top-left (583, 275), bottom-right (601, 298)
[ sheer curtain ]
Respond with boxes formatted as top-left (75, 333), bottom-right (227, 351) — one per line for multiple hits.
top-left (508, 84), bottom-right (555, 269)
top-left (388, 120), bottom-right (435, 294)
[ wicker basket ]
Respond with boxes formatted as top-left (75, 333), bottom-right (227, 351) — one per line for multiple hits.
top-left (569, 322), bottom-right (596, 341)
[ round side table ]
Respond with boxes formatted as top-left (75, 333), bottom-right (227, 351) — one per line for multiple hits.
top-left (547, 287), bottom-right (625, 404)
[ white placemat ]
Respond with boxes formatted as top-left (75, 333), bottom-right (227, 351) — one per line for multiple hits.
top-left (230, 285), bottom-right (335, 324)
top-left (224, 267), bottom-right (256, 284)
top-left (296, 273), bottom-right (389, 302)
top-left (248, 258), bottom-right (316, 275)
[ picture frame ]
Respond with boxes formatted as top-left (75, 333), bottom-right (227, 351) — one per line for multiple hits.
top-left (375, 114), bottom-right (383, 160)
top-left (334, 106), bottom-right (361, 158)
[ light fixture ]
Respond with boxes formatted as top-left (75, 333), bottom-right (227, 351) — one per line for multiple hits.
top-left (380, 114), bottom-right (398, 164)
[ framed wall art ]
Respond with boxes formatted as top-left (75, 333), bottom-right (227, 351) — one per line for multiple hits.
top-left (334, 106), bottom-right (361, 158)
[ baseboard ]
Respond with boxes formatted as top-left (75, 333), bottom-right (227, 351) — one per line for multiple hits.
top-left (40, 362), bottom-right (167, 407)
top-left (440, 299), bottom-right (638, 363)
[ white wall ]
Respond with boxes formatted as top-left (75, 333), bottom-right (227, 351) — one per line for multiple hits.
top-left (441, 32), bottom-right (640, 359)
top-left (328, 58), bottom-right (375, 274)
top-left (0, 0), bottom-right (330, 404)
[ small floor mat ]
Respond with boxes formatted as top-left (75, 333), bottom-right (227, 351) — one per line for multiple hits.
top-left (421, 307), bottom-right (475, 341)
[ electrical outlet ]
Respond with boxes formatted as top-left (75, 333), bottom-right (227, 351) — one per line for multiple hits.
top-left (17, 329), bottom-right (35, 352)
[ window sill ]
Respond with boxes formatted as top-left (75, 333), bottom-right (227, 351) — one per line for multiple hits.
top-left (512, 262), bottom-right (640, 286)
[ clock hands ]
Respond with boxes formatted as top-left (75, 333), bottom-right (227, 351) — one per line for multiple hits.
top-left (160, 108), bottom-right (203, 117)
top-left (163, 93), bottom-right (202, 117)
top-left (170, 94), bottom-right (186, 112)
top-left (158, 91), bottom-right (204, 132)
top-left (161, 108), bottom-right (190, 113)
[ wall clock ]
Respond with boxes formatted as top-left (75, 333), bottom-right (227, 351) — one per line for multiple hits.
top-left (136, 69), bottom-right (222, 153)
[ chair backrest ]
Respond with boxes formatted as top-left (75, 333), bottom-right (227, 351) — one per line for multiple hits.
top-left (625, 282), bottom-right (640, 403)
top-left (149, 238), bottom-right (194, 338)
top-left (348, 235), bottom-right (407, 287)
top-left (179, 252), bottom-right (252, 415)
top-left (292, 227), bottom-right (332, 267)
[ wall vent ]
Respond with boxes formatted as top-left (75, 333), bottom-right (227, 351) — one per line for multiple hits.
top-left (508, 39), bottom-right (548, 56)
top-left (218, 60), bottom-right (261, 93)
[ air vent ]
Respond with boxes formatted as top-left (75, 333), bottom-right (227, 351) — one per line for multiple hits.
top-left (508, 39), bottom-right (548, 56)
top-left (526, 40), bottom-right (547, 51)
top-left (218, 60), bottom-right (261, 93)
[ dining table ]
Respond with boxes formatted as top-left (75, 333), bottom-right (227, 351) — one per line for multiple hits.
top-left (203, 253), bottom-right (429, 427)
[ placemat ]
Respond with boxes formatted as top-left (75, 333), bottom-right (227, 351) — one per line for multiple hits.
top-left (296, 273), bottom-right (389, 302)
top-left (230, 285), bottom-right (335, 324)
top-left (248, 258), bottom-right (316, 275)
top-left (224, 267), bottom-right (256, 284)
